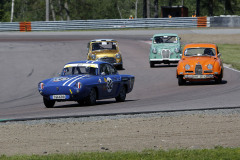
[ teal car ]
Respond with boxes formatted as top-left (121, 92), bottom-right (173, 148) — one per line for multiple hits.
top-left (149, 33), bottom-right (182, 67)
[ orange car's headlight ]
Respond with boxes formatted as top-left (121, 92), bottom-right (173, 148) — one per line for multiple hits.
top-left (207, 64), bottom-right (213, 70)
top-left (185, 64), bottom-right (190, 70)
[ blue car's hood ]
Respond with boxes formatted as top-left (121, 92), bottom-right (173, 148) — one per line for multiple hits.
top-left (45, 75), bottom-right (91, 87)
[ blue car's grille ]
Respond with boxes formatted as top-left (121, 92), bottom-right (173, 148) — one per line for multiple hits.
top-left (43, 86), bottom-right (72, 95)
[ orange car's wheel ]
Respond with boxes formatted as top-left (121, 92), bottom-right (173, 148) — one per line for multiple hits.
top-left (215, 73), bottom-right (223, 84)
top-left (178, 76), bottom-right (186, 86)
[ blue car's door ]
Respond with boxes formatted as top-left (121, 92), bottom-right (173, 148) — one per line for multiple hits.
top-left (99, 63), bottom-right (121, 99)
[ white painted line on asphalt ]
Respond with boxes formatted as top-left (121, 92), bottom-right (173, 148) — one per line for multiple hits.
top-left (224, 65), bottom-right (240, 73)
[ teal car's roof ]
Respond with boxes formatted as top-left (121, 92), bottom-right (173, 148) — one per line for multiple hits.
top-left (153, 33), bottom-right (179, 37)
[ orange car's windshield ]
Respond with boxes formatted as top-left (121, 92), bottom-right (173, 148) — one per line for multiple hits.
top-left (184, 48), bottom-right (215, 57)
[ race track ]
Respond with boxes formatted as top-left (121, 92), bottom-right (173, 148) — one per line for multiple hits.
top-left (0, 29), bottom-right (240, 120)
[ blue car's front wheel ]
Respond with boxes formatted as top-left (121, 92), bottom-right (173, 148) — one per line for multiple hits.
top-left (115, 86), bottom-right (126, 102)
top-left (43, 97), bottom-right (55, 108)
top-left (85, 88), bottom-right (96, 106)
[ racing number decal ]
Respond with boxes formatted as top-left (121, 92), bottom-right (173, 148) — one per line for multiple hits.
top-left (105, 77), bottom-right (113, 93)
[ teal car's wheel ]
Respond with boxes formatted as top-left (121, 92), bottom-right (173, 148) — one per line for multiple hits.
top-left (43, 97), bottom-right (55, 108)
top-left (115, 86), bottom-right (126, 102)
top-left (150, 62), bottom-right (155, 68)
top-left (86, 88), bottom-right (96, 106)
top-left (178, 76), bottom-right (186, 86)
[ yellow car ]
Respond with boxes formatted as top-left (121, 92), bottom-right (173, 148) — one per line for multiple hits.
top-left (87, 39), bottom-right (123, 69)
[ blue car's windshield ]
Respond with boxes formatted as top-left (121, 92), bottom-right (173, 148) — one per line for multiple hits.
top-left (61, 66), bottom-right (97, 76)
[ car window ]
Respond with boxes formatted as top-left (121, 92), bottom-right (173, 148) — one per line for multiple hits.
top-left (91, 42), bottom-right (117, 51)
top-left (62, 66), bottom-right (97, 76)
top-left (184, 48), bottom-right (215, 57)
top-left (100, 64), bottom-right (109, 75)
top-left (154, 36), bottom-right (178, 44)
top-left (106, 64), bottom-right (118, 75)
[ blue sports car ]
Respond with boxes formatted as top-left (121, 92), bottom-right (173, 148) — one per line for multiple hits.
top-left (38, 61), bottom-right (135, 108)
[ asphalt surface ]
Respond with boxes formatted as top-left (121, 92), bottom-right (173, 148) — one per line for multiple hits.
top-left (0, 29), bottom-right (240, 120)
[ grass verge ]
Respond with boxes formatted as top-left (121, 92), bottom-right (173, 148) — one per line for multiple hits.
top-left (1, 147), bottom-right (240, 160)
top-left (217, 44), bottom-right (240, 70)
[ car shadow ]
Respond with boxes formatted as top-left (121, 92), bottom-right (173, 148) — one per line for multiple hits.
top-left (116, 67), bottom-right (125, 71)
top-left (54, 99), bottom-right (136, 108)
top-left (183, 80), bottom-right (227, 86)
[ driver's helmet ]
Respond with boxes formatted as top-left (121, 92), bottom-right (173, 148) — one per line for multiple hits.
top-left (204, 48), bottom-right (213, 56)
top-left (92, 43), bottom-right (100, 50)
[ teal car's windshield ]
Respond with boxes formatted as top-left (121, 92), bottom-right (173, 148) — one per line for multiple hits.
top-left (184, 48), bottom-right (215, 57)
top-left (153, 36), bottom-right (178, 44)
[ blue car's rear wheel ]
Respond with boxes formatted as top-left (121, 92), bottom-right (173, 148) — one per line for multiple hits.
top-left (115, 86), bottom-right (126, 102)
top-left (85, 88), bottom-right (96, 106)
top-left (43, 97), bottom-right (55, 108)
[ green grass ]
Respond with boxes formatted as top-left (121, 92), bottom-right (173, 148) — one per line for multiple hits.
top-left (217, 44), bottom-right (240, 70)
top-left (1, 147), bottom-right (240, 160)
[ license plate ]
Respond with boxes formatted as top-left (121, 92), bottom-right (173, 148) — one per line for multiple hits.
top-left (52, 95), bottom-right (66, 99)
top-left (193, 75), bottom-right (206, 79)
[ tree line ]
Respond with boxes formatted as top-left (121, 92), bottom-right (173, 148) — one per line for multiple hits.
top-left (0, 0), bottom-right (239, 22)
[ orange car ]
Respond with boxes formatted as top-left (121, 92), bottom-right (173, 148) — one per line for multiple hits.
top-left (176, 43), bottom-right (223, 85)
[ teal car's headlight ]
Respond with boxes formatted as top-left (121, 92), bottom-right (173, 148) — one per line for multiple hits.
top-left (207, 64), bottom-right (213, 70)
top-left (175, 48), bottom-right (180, 53)
top-left (185, 64), bottom-right (190, 70)
top-left (152, 48), bottom-right (157, 54)
top-left (91, 54), bottom-right (96, 60)
top-left (116, 53), bottom-right (121, 59)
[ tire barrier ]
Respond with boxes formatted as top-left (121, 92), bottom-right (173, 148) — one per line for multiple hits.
top-left (197, 16), bottom-right (207, 27)
top-left (19, 22), bottom-right (31, 32)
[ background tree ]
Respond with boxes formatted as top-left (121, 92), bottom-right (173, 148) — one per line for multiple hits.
top-left (0, 0), bottom-right (240, 22)
top-left (154, 0), bottom-right (158, 18)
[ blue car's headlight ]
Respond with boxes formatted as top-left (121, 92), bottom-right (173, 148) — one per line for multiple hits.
top-left (39, 82), bottom-right (44, 90)
top-left (75, 82), bottom-right (82, 89)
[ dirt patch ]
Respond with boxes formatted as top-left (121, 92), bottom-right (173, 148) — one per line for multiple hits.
top-left (0, 113), bottom-right (240, 156)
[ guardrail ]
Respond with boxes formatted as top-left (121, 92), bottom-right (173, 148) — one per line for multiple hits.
top-left (0, 17), bottom-right (209, 32)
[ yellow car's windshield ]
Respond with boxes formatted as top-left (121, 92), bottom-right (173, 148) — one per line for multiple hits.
top-left (92, 42), bottom-right (117, 51)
